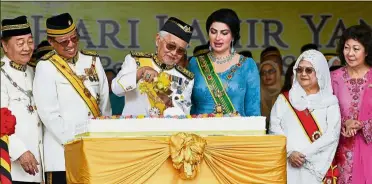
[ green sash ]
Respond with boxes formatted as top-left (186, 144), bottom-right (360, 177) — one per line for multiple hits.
top-left (196, 54), bottom-right (235, 114)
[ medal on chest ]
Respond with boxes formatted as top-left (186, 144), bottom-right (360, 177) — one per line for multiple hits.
top-left (27, 104), bottom-right (35, 113)
top-left (84, 63), bottom-right (99, 82)
top-left (25, 90), bottom-right (35, 113)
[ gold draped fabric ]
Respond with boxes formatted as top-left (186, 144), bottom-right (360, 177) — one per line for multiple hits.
top-left (65, 135), bottom-right (286, 184)
top-left (169, 132), bottom-right (207, 179)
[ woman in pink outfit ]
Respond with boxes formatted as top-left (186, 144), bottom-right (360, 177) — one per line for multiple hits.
top-left (331, 24), bottom-right (372, 184)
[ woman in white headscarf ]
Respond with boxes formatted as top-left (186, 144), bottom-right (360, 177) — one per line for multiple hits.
top-left (269, 50), bottom-right (341, 184)
top-left (328, 56), bottom-right (341, 68)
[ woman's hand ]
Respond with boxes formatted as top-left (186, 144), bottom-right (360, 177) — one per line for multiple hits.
top-left (341, 120), bottom-right (363, 137)
top-left (341, 127), bottom-right (352, 137)
top-left (344, 119), bottom-right (362, 137)
top-left (288, 151), bottom-right (306, 168)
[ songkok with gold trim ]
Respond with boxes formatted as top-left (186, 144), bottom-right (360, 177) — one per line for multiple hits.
top-left (1, 15), bottom-right (32, 38)
top-left (31, 40), bottom-right (53, 62)
top-left (161, 17), bottom-right (194, 43)
top-left (46, 13), bottom-right (76, 37)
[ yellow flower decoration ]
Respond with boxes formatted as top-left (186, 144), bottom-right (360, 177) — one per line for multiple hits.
top-left (138, 74), bottom-right (169, 115)
top-left (154, 72), bottom-right (171, 94)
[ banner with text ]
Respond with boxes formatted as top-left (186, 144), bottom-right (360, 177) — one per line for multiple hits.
top-left (1, 1), bottom-right (371, 71)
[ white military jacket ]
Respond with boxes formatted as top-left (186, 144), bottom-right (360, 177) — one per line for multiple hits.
top-left (0, 56), bottom-right (43, 182)
top-left (112, 52), bottom-right (194, 116)
top-left (33, 50), bottom-right (112, 172)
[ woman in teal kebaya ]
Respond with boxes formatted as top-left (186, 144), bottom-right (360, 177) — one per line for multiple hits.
top-left (188, 8), bottom-right (261, 116)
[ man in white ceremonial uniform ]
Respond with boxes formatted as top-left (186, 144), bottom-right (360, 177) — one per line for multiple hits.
top-left (33, 13), bottom-right (111, 184)
top-left (112, 17), bottom-right (195, 116)
top-left (1, 16), bottom-right (44, 184)
top-left (269, 50), bottom-right (341, 184)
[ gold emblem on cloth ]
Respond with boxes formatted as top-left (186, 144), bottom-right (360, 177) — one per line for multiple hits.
top-left (169, 20), bottom-right (192, 33)
top-left (170, 132), bottom-right (207, 180)
top-left (312, 131), bottom-right (322, 141)
top-left (84, 67), bottom-right (99, 82)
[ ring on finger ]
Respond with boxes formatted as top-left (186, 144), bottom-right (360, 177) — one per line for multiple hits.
top-left (145, 73), bottom-right (151, 79)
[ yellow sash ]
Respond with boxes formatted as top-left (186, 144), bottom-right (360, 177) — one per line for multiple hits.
top-left (49, 54), bottom-right (101, 118)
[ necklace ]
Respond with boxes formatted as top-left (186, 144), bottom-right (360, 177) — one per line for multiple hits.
top-left (222, 56), bottom-right (245, 90)
top-left (1, 68), bottom-right (35, 113)
top-left (208, 51), bottom-right (236, 64)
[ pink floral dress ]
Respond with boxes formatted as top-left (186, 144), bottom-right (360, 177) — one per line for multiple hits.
top-left (331, 67), bottom-right (372, 184)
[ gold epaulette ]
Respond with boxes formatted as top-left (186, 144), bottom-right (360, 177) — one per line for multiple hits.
top-left (175, 65), bottom-right (194, 80)
top-left (193, 49), bottom-right (210, 57)
top-left (80, 50), bottom-right (99, 56)
top-left (27, 60), bottom-right (37, 67)
top-left (40, 50), bottom-right (55, 60)
top-left (130, 51), bottom-right (153, 58)
top-left (1, 61), bottom-right (4, 68)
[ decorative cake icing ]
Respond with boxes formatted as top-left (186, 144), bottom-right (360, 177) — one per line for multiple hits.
top-left (75, 114), bottom-right (266, 138)
top-left (92, 113), bottom-right (241, 119)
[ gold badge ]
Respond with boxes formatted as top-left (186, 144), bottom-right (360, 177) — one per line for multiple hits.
top-left (27, 104), bottom-right (34, 114)
top-left (84, 88), bottom-right (91, 98)
top-left (213, 89), bottom-right (223, 98)
top-left (312, 131), bottom-right (322, 141)
top-left (169, 20), bottom-right (192, 33)
top-left (84, 66), bottom-right (99, 82)
top-left (215, 104), bottom-right (223, 114)
top-left (77, 75), bottom-right (87, 82)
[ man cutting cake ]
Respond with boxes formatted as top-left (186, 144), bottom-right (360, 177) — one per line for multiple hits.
top-left (112, 17), bottom-right (195, 116)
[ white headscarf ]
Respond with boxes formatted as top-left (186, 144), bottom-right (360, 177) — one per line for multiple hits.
top-left (289, 50), bottom-right (338, 111)
top-left (328, 56), bottom-right (341, 68)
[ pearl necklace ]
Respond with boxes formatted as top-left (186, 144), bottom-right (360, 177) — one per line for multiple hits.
top-left (208, 52), bottom-right (236, 64)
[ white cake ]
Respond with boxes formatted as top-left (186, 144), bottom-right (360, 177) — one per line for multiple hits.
top-left (75, 116), bottom-right (267, 138)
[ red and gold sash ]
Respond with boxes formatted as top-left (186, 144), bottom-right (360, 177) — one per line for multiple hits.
top-left (282, 91), bottom-right (339, 184)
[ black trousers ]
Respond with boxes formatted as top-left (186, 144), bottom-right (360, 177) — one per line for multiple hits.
top-left (45, 171), bottom-right (67, 184)
top-left (12, 182), bottom-right (39, 184)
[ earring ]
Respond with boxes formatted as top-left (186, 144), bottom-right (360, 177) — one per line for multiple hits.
top-left (230, 40), bottom-right (235, 54)
top-left (209, 45), bottom-right (212, 51)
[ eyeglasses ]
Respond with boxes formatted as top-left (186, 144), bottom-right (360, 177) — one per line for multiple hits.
top-left (53, 35), bottom-right (79, 47)
top-left (160, 37), bottom-right (186, 56)
top-left (295, 67), bottom-right (315, 75)
top-left (260, 69), bottom-right (276, 76)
